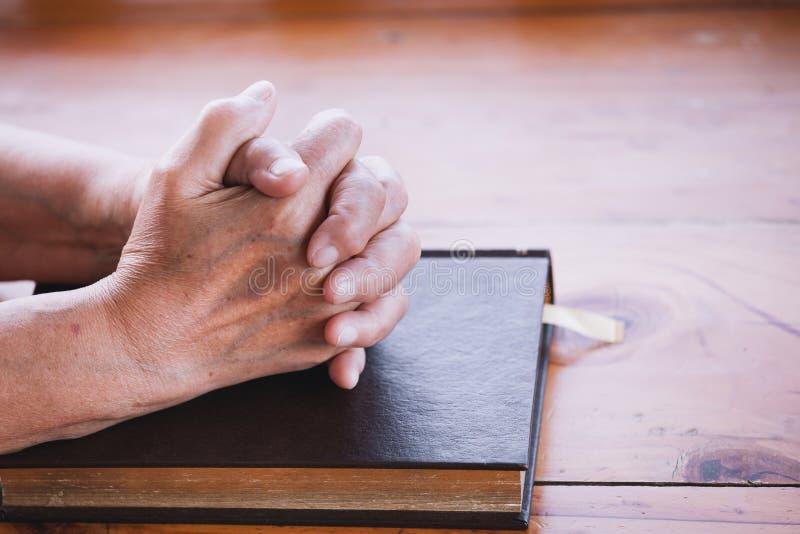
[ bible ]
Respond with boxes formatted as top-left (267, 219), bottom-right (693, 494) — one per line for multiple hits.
top-left (0, 250), bottom-right (553, 530)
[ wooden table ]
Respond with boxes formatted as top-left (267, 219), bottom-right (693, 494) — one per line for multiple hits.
top-left (1, 1), bottom-right (798, 532)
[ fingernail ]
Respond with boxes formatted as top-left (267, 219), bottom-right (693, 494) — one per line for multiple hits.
top-left (311, 245), bottom-right (339, 268)
top-left (243, 80), bottom-right (275, 102)
top-left (336, 326), bottom-right (358, 347)
top-left (269, 158), bottom-right (306, 177)
top-left (346, 367), bottom-right (360, 389)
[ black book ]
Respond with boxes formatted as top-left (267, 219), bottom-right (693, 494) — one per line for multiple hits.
top-left (0, 250), bottom-right (553, 530)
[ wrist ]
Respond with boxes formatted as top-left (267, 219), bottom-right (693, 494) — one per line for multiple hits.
top-left (92, 156), bottom-right (153, 245)
top-left (87, 274), bottom-right (179, 420)
top-left (92, 271), bottom-right (201, 418)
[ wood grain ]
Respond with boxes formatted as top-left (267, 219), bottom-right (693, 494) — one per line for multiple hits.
top-left (420, 222), bottom-right (800, 484)
top-left (0, 0), bottom-right (798, 531)
top-left (1, 8), bottom-right (798, 225)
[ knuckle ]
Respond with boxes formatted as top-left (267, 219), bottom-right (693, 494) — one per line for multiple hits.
top-left (391, 182), bottom-right (409, 213)
top-left (337, 223), bottom-right (368, 255)
top-left (360, 154), bottom-right (403, 183)
top-left (149, 160), bottom-right (182, 191)
top-left (350, 172), bottom-right (387, 206)
top-left (246, 137), bottom-right (283, 167)
top-left (315, 108), bottom-right (363, 144)
top-left (200, 98), bottom-right (241, 125)
top-left (360, 154), bottom-right (389, 168)
top-left (200, 95), bottom-right (264, 141)
top-left (370, 176), bottom-right (389, 206)
top-left (359, 155), bottom-right (407, 213)
top-left (251, 136), bottom-right (283, 154)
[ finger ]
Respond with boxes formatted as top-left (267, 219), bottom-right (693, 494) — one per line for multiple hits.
top-left (306, 160), bottom-right (386, 269)
top-left (158, 80), bottom-right (277, 199)
top-left (358, 155), bottom-right (409, 230)
top-left (291, 108), bottom-right (362, 200)
top-left (324, 220), bottom-right (421, 304)
top-left (325, 291), bottom-right (409, 348)
top-left (224, 136), bottom-right (308, 197)
top-left (327, 347), bottom-right (366, 390)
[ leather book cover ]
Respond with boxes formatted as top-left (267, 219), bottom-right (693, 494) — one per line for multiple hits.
top-left (0, 250), bottom-right (554, 530)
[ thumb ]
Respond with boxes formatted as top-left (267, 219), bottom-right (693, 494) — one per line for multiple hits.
top-left (157, 81), bottom-right (277, 199)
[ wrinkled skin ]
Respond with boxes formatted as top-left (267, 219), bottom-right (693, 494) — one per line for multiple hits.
top-left (107, 82), bottom-right (419, 408)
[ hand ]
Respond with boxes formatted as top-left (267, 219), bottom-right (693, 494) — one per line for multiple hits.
top-left (225, 140), bottom-right (418, 389)
top-left (111, 113), bottom-right (312, 246)
top-left (118, 95), bottom-right (417, 390)
top-left (104, 82), bottom-right (418, 411)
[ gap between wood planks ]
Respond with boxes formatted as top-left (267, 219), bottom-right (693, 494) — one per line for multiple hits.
top-left (535, 480), bottom-right (800, 487)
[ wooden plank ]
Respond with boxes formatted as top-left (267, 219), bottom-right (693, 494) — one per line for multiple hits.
top-left (1, 9), bottom-right (798, 224)
top-left (1, 4), bottom-right (799, 531)
top-left (420, 222), bottom-right (800, 483)
top-left (2, 486), bottom-right (798, 532)
top-left (531, 485), bottom-right (800, 526)
top-left (529, 518), bottom-right (799, 533)
top-left (0, 1), bottom-right (786, 28)
top-left (0, 4), bottom-right (797, 484)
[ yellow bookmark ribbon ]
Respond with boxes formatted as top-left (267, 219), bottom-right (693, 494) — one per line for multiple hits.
top-left (542, 304), bottom-right (625, 343)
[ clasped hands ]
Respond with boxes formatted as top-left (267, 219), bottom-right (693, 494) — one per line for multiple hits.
top-left (107, 81), bottom-right (419, 405)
